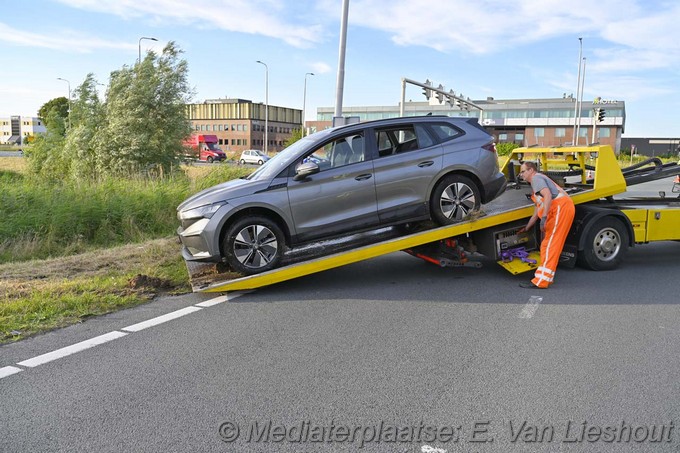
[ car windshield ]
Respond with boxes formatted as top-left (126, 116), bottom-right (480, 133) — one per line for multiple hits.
top-left (206, 143), bottom-right (221, 151)
top-left (245, 136), bottom-right (318, 181)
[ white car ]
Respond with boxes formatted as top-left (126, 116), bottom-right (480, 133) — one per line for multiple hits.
top-left (239, 149), bottom-right (270, 165)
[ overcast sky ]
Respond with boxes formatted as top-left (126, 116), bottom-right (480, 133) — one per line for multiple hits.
top-left (2, 0), bottom-right (679, 137)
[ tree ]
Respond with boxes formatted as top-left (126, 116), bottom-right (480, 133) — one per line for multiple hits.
top-left (283, 128), bottom-right (304, 148)
top-left (26, 41), bottom-right (193, 180)
top-left (95, 41), bottom-right (193, 176)
top-left (24, 110), bottom-right (67, 179)
top-left (64, 73), bottom-right (104, 179)
top-left (38, 97), bottom-right (69, 129)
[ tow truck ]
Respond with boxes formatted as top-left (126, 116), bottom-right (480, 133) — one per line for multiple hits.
top-left (183, 145), bottom-right (680, 292)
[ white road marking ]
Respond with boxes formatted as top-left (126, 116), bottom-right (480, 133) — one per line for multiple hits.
top-left (195, 295), bottom-right (229, 307)
top-left (7, 293), bottom-right (254, 378)
top-left (519, 296), bottom-right (543, 319)
top-left (0, 366), bottom-right (23, 379)
top-left (17, 331), bottom-right (128, 368)
top-left (195, 291), bottom-right (251, 307)
top-left (121, 306), bottom-right (203, 332)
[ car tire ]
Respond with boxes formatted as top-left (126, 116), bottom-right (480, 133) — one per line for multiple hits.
top-left (430, 174), bottom-right (481, 225)
top-left (577, 216), bottom-right (629, 270)
top-left (223, 216), bottom-right (285, 275)
top-left (258, 159), bottom-right (264, 165)
top-left (239, 159), bottom-right (246, 165)
top-left (207, 156), bottom-right (214, 163)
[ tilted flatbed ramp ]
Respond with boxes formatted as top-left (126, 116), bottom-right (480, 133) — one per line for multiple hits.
top-left (187, 145), bottom-right (627, 292)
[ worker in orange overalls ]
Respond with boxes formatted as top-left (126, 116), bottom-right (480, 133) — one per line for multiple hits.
top-left (517, 161), bottom-right (575, 289)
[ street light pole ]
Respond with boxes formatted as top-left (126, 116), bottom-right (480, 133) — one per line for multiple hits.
top-left (56, 77), bottom-right (71, 130)
top-left (138, 36), bottom-right (158, 64)
top-left (256, 60), bottom-right (269, 154)
top-left (302, 72), bottom-right (314, 137)
top-left (572, 37), bottom-right (583, 146)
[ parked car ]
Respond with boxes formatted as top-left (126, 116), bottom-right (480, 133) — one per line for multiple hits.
top-left (240, 149), bottom-right (270, 165)
top-left (177, 116), bottom-right (506, 274)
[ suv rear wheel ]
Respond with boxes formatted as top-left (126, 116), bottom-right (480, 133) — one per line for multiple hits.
top-left (430, 174), bottom-right (481, 225)
top-left (223, 216), bottom-right (285, 275)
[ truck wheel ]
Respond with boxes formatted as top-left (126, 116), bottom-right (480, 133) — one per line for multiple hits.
top-left (577, 217), bottom-right (629, 271)
top-left (207, 156), bottom-right (214, 163)
top-left (430, 174), bottom-right (481, 225)
top-left (223, 216), bottom-right (284, 275)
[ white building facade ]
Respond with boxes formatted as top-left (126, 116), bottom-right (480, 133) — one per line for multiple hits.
top-left (0, 116), bottom-right (47, 145)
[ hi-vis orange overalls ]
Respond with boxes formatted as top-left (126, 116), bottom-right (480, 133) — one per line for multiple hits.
top-left (530, 176), bottom-right (575, 288)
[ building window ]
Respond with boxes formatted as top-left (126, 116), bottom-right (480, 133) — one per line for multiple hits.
top-left (243, 139), bottom-right (247, 146)
top-left (243, 125), bottom-right (248, 132)
top-left (579, 128), bottom-right (589, 137)
top-left (231, 139), bottom-right (236, 145)
top-left (498, 133), bottom-right (508, 141)
top-left (237, 124), bottom-right (243, 131)
top-left (599, 128), bottom-right (611, 138)
top-left (555, 128), bottom-right (566, 138)
top-left (534, 128), bottom-right (544, 137)
top-left (231, 124), bottom-right (236, 131)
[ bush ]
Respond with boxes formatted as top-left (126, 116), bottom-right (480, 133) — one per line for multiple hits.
top-left (496, 142), bottom-right (520, 157)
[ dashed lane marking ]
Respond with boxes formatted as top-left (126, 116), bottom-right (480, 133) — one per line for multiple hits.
top-left (0, 366), bottom-right (23, 379)
top-left (17, 331), bottom-right (129, 368)
top-left (3, 293), bottom-right (245, 377)
top-left (519, 296), bottom-right (543, 319)
top-left (121, 306), bottom-right (203, 332)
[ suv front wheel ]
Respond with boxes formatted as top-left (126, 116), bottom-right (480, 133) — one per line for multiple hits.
top-left (223, 216), bottom-right (285, 275)
top-left (430, 174), bottom-right (481, 225)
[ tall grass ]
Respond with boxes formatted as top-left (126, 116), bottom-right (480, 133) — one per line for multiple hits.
top-left (0, 162), bottom-right (252, 264)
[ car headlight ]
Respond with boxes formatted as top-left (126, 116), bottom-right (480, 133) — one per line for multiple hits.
top-left (178, 202), bottom-right (226, 221)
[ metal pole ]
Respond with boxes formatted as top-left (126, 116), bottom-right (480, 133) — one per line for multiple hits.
top-left (591, 110), bottom-right (597, 144)
top-left (302, 72), bottom-right (314, 136)
top-left (334, 0), bottom-right (350, 120)
top-left (56, 77), bottom-right (71, 130)
top-left (138, 37), bottom-right (158, 65)
top-left (572, 37), bottom-right (583, 145)
top-left (256, 60), bottom-right (269, 153)
top-left (576, 57), bottom-right (586, 145)
top-left (399, 78), bottom-right (406, 117)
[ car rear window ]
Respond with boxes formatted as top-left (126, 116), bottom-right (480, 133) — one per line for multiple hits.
top-left (429, 123), bottom-right (464, 142)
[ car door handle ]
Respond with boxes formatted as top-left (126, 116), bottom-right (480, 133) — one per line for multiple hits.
top-left (355, 174), bottom-right (373, 181)
top-left (418, 161), bottom-right (434, 167)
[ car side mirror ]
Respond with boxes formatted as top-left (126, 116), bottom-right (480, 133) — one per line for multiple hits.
top-left (294, 161), bottom-right (320, 181)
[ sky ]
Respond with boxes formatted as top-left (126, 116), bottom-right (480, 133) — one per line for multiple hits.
top-left (2, 0), bottom-right (680, 137)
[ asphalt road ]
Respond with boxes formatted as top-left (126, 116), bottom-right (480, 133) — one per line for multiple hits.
top-left (2, 237), bottom-right (680, 452)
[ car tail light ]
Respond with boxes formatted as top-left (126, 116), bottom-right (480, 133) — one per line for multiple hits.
top-left (482, 143), bottom-right (497, 154)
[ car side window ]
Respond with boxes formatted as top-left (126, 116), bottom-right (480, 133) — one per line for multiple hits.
top-left (375, 125), bottom-right (424, 157)
top-left (296, 133), bottom-right (365, 172)
top-left (429, 123), bottom-right (464, 142)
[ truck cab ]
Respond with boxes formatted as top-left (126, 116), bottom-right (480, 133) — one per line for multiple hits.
top-left (185, 134), bottom-right (226, 163)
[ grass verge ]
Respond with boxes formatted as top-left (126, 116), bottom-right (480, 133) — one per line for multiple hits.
top-left (0, 237), bottom-right (190, 343)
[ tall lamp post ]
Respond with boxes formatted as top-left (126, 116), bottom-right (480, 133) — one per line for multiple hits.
top-left (56, 77), bottom-right (71, 130)
top-left (302, 72), bottom-right (314, 137)
top-left (256, 60), bottom-right (269, 154)
top-left (138, 36), bottom-right (158, 64)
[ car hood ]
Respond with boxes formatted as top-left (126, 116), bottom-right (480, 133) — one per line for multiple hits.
top-left (177, 177), bottom-right (271, 212)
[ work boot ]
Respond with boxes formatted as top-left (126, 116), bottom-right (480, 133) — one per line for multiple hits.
top-left (519, 280), bottom-right (543, 289)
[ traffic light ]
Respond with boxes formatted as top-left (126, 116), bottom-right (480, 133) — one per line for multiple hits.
top-left (436, 84), bottom-right (444, 104)
top-left (422, 79), bottom-right (432, 99)
top-left (445, 89), bottom-right (456, 107)
top-left (597, 108), bottom-right (606, 122)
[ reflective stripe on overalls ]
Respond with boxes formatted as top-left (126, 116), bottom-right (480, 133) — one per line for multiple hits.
top-left (531, 186), bottom-right (575, 289)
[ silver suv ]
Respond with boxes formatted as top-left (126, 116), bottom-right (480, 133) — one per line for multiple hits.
top-left (177, 116), bottom-right (506, 274)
